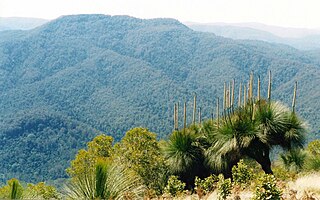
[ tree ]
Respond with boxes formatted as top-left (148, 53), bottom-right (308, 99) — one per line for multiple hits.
top-left (162, 126), bottom-right (209, 188)
top-left (67, 134), bottom-right (114, 178)
top-left (204, 99), bottom-right (306, 176)
top-left (114, 127), bottom-right (168, 194)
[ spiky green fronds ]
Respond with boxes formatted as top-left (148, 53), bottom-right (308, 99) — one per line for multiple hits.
top-left (204, 104), bottom-right (258, 172)
top-left (10, 179), bottom-right (23, 200)
top-left (280, 149), bottom-right (306, 171)
top-left (64, 161), bottom-right (145, 200)
top-left (162, 130), bottom-right (203, 175)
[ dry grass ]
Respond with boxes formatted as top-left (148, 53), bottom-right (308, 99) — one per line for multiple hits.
top-left (286, 172), bottom-right (320, 199)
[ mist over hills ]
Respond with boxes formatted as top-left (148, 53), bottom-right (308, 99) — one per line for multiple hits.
top-left (0, 14), bottom-right (319, 183)
top-left (187, 22), bottom-right (320, 50)
top-left (0, 17), bottom-right (49, 31)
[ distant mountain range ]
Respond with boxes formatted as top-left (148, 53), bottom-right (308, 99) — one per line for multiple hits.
top-left (0, 17), bottom-right (49, 31)
top-left (0, 14), bottom-right (319, 183)
top-left (186, 22), bottom-right (320, 50)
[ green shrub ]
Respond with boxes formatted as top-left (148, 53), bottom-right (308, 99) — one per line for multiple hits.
top-left (272, 165), bottom-right (297, 181)
top-left (164, 176), bottom-right (185, 196)
top-left (194, 174), bottom-right (218, 195)
top-left (305, 156), bottom-right (320, 171)
top-left (306, 140), bottom-right (320, 156)
top-left (305, 140), bottom-right (320, 171)
top-left (232, 159), bottom-right (253, 188)
top-left (0, 178), bottom-right (23, 199)
top-left (280, 149), bottom-right (306, 172)
top-left (252, 174), bottom-right (282, 200)
top-left (217, 174), bottom-right (231, 200)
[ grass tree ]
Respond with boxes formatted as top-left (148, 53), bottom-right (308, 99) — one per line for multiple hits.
top-left (204, 103), bottom-right (258, 177)
top-left (64, 160), bottom-right (145, 200)
top-left (203, 99), bottom-right (306, 176)
top-left (251, 100), bottom-right (306, 173)
top-left (162, 125), bottom-right (209, 188)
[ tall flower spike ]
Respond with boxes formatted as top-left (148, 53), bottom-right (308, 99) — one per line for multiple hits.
top-left (177, 102), bottom-right (179, 129)
top-left (223, 82), bottom-right (226, 110)
top-left (217, 97), bottom-right (220, 129)
top-left (268, 70), bottom-right (272, 102)
top-left (250, 71), bottom-right (254, 101)
top-left (193, 94), bottom-right (196, 124)
top-left (257, 75), bottom-right (261, 101)
top-left (228, 81), bottom-right (231, 108)
top-left (243, 84), bottom-right (247, 107)
top-left (173, 103), bottom-right (176, 130)
top-left (238, 81), bottom-right (242, 108)
top-left (231, 79), bottom-right (235, 107)
top-left (226, 90), bottom-right (230, 108)
top-left (198, 107), bottom-right (202, 124)
top-left (292, 81), bottom-right (297, 113)
top-left (183, 101), bottom-right (187, 129)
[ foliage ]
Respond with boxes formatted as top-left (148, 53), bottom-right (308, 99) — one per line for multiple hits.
top-left (162, 128), bottom-right (208, 187)
top-left (67, 134), bottom-right (114, 178)
top-left (272, 165), bottom-right (297, 181)
top-left (307, 140), bottom-right (320, 156)
top-left (10, 179), bottom-right (23, 199)
top-left (64, 161), bottom-right (145, 200)
top-left (252, 174), bottom-right (282, 200)
top-left (164, 175), bottom-right (185, 197)
top-left (24, 182), bottom-right (60, 199)
top-left (194, 174), bottom-right (218, 195)
top-left (114, 127), bottom-right (168, 194)
top-left (0, 13), bottom-right (318, 184)
top-left (304, 140), bottom-right (320, 171)
top-left (217, 174), bottom-right (232, 200)
top-left (0, 178), bottom-right (23, 199)
top-left (0, 111), bottom-right (97, 183)
top-left (0, 178), bottom-right (58, 200)
top-left (205, 100), bottom-right (306, 176)
top-left (232, 159), bottom-right (253, 188)
top-left (280, 149), bottom-right (306, 172)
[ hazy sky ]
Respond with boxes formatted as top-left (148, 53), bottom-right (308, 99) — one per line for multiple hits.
top-left (1, 0), bottom-right (320, 29)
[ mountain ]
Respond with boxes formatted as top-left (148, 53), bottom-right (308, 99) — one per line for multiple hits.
top-left (187, 22), bottom-right (320, 50)
top-left (0, 17), bottom-right (49, 31)
top-left (0, 14), bottom-right (319, 183)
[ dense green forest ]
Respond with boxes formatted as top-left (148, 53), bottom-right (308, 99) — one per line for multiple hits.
top-left (0, 14), bottom-right (319, 184)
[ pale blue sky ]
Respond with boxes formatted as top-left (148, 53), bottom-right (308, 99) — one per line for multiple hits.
top-left (1, 0), bottom-right (320, 29)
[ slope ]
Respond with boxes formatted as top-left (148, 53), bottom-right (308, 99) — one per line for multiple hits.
top-left (0, 14), bottom-right (319, 183)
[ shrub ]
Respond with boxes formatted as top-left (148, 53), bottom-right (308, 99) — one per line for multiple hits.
top-left (194, 174), bottom-right (218, 196)
top-left (217, 174), bottom-right (232, 200)
top-left (272, 164), bottom-right (297, 181)
top-left (305, 156), bottom-right (320, 171)
top-left (0, 178), bottom-right (23, 199)
top-left (280, 149), bottom-right (306, 172)
top-left (252, 174), bottom-right (282, 200)
top-left (232, 159), bottom-right (253, 188)
top-left (164, 176), bottom-right (185, 196)
top-left (305, 140), bottom-right (320, 171)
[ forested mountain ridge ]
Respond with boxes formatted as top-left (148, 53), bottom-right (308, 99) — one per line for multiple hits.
top-left (187, 23), bottom-right (320, 50)
top-left (0, 14), bottom-right (319, 183)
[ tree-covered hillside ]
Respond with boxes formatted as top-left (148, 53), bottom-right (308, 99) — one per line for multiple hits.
top-left (187, 23), bottom-right (320, 51)
top-left (0, 14), bottom-right (319, 183)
